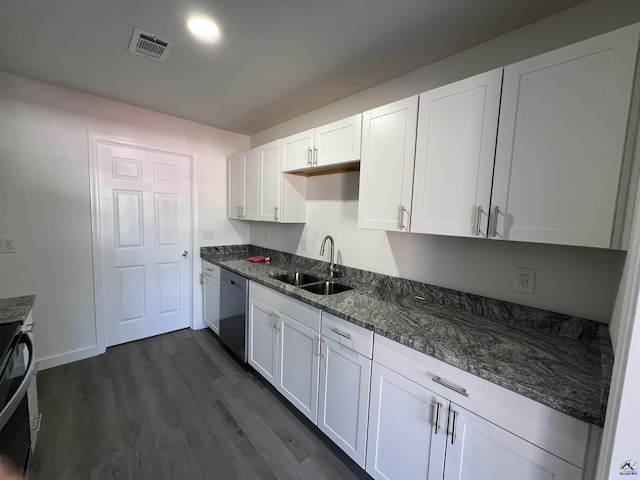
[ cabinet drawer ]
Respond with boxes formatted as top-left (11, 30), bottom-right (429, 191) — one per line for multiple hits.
top-left (249, 281), bottom-right (321, 332)
top-left (321, 312), bottom-right (373, 359)
top-left (202, 261), bottom-right (220, 280)
top-left (373, 334), bottom-right (590, 468)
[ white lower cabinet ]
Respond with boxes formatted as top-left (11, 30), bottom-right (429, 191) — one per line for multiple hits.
top-left (247, 283), bottom-right (594, 480)
top-left (366, 363), bottom-right (446, 480)
top-left (367, 364), bottom-right (582, 480)
top-left (443, 406), bottom-right (582, 480)
top-left (277, 312), bottom-right (320, 422)
top-left (202, 261), bottom-right (221, 334)
top-left (318, 312), bottom-right (374, 468)
top-left (248, 282), bottom-right (321, 423)
top-left (367, 334), bottom-right (589, 480)
top-left (248, 296), bottom-right (277, 383)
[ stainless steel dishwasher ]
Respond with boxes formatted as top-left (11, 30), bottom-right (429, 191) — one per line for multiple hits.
top-left (219, 268), bottom-right (248, 362)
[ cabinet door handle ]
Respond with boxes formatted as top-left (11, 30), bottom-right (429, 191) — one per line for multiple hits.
top-left (30, 412), bottom-right (42, 432)
top-left (318, 337), bottom-right (323, 357)
top-left (276, 314), bottom-right (281, 332)
top-left (400, 205), bottom-right (409, 231)
top-left (21, 322), bottom-right (35, 334)
top-left (308, 148), bottom-right (312, 166)
top-left (270, 312), bottom-right (276, 331)
top-left (432, 376), bottom-right (469, 397)
top-left (450, 410), bottom-right (459, 445)
top-left (491, 205), bottom-right (499, 237)
top-left (274, 206), bottom-right (278, 221)
top-left (313, 147), bottom-right (318, 167)
top-left (475, 205), bottom-right (483, 236)
top-left (330, 327), bottom-right (351, 340)
top-left (434, 402), bottom-right (443, 434)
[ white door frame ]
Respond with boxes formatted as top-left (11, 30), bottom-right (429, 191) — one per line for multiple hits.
top-left (88, 132), bottom-right (195, 354)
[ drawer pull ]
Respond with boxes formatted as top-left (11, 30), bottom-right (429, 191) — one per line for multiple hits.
top-left (432, 376), bottom-right (469, 397)
top-left (330, 328), bottom-right (351, 340)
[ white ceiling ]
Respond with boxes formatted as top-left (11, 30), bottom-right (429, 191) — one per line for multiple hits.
top-left (0, 0), bottom-right (585, 135)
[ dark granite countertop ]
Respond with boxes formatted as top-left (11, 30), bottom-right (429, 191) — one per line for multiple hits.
top-left (0, 295), bottom-right (35, 325)
top-left (202, 246), bottom-right (612, 426)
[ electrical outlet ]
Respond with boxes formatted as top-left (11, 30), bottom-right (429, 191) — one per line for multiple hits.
top-left (301, 236), bottom-right (308, 251)
top-left (264, 231), bottom-right (270, 244)
top-left (202, 229), bottom-right (215, 240)
top-left (0, 238), bottom-right (16, 253)
top-left (514, 267), bottom-right (536, 294)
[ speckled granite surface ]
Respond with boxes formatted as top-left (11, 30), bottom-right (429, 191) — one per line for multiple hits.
top-left (201, 245), bottom-right (612, 426)
top-left (0, 295), bottom-right (35, 325)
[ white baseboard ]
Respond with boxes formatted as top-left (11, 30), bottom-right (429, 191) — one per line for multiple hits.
top-left (37, 344), bottom-right (105, 370)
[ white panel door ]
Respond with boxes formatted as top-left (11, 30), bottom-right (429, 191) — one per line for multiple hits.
top-left (318, 337), bottom-right (371, 468)
top-left (282, 129), bottom-right (315, 172)
top-left (258, 140), bottom-right (282, 222)
top-left (358, 96), bottom-right (419, 231)
top-left (314, 114), bottom-right (362, 167)
top-left (227, 153), bottom-right (244, 219)
top-left (277, 313), bottom-right (320, 423)
top-left (411, 69), bottom-right (502, 237)
top-left (443, 405), bottom-right (582, 480)
top-left (242, 148), bottom-right (260, 221)
top-left (248, 297), bottom-right (277, 385)
top-left (492, 25), bottom-right (639, 248)
top-left (97, 142), bottom-right (191, 347)
top-left (366, 363), bottom-right (447, 480)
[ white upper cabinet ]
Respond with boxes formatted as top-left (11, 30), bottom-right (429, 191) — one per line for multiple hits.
top-left (358, 24), bottom-right (640, 249)
top-left (242, 148), bottom-right (260, 221)
top-left (281, 114), bottom-right (362, 172)
top-left (282, 129), bottom-right (315, 171)
top-left (358, 96), bottom-right (419, 231)
top-left (258, 140), bottom-right (282, 221)
top-left (411, 69), bottom-right (502, 237)
top-left (228, 141), bottom-right (307, 223)
top-left (491, 24), bottom-right (640, 248)
top-left (227, 152), bottom-right (245, 219)
top-left (227, 147), bottom-right (260, 221)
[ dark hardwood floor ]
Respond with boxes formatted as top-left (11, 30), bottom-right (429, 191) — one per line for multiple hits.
top-left (30, 328), bottom-right (367, 480)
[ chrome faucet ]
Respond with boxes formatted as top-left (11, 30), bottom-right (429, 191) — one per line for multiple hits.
top-left (319, 235), bottom-right (340, 278)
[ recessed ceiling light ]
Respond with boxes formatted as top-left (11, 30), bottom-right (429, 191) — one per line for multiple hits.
top-left (187, 16), bottom-right (220, 40)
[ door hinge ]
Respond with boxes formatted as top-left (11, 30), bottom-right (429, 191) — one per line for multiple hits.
top-left (200, 273), bottom-right (205, 285)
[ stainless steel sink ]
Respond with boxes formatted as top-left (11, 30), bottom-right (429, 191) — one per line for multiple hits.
top-left (270, 272), bottom-right (322, 286)
top-left (300, 281), bottom-right (354, 296)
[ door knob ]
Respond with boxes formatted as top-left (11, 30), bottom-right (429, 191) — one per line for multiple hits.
top-left (181, 251), bottom-right (189, 257)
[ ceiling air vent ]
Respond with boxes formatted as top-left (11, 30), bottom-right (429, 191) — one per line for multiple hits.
top-left (128, 27), bottom-right (174, 63)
